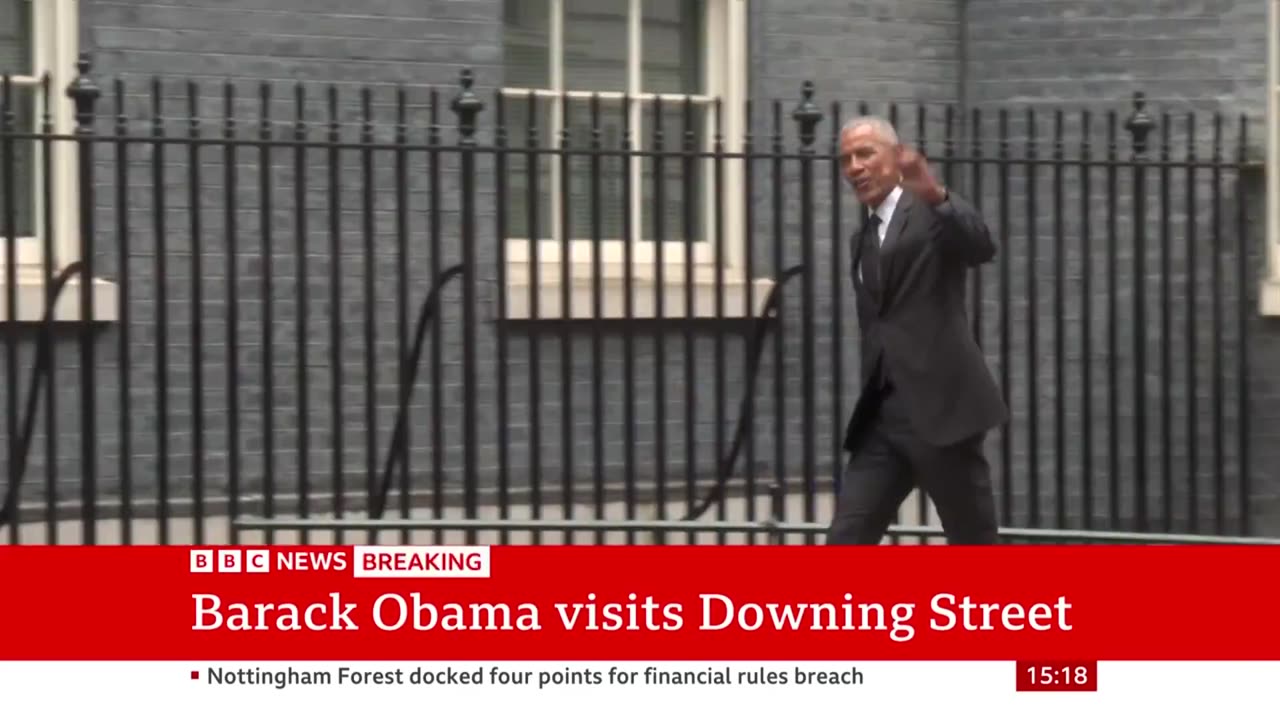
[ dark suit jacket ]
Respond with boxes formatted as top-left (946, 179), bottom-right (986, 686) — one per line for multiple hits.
top-left (843, 186), bottom-right (1009, 451)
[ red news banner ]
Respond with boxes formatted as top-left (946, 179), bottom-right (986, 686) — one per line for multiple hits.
top-left (0, 545), bottom-right (1276, 662)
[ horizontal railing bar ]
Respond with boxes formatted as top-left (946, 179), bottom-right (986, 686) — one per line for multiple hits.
top-left (230, 517), bottom-right (813, 534)
top-left (981, 527), bottom-right (1280, 545)
top-left (7, 477), bottom-right (830, 526)
top-left (230, 517), bottom-right (1280, 544)
top-left (497, 87), bottom-right (715, 103)
top-left (0, 132), bottom-right (1256, 168)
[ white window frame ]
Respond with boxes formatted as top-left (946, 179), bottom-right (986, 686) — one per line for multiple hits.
top-left (1264, 0), bottom-right (1280, 314)
top-left (499, 0), bottom-right (753, 298)
top-left (2, 0), bottom-right (78, 274)
top-left (0, 0), bottom-right (115, 322)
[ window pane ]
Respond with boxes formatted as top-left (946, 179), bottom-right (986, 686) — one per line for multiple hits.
top-left (503, 0), bottom-right (551, 88)
top-left (639, 99), bottom-right (707, 244)
top-left (562, 96), bottom-right (627, 241)
top-left (0, 0), bottom-right (33, 76)
top-left (642, 0), bottom-right (704, 95)
top-left (504, 95), bottom-right (630, 243)
top-left (563, 0), bottom-right (628, 92)
top-left (503, 93), bottom-right (554, 241)
top-left (0, 85), bottom-right (36, 238)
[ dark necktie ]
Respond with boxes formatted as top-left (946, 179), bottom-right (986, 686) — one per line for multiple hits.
top-left (861, 214), bottom-right (883, 300)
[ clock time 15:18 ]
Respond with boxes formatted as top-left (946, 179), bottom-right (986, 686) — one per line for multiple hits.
top-left (1014, 660), bottom-right (1098, 692)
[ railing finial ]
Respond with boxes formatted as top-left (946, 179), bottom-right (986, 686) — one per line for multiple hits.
top-left (452, 67), bottom-right (484, 144)
top-left (65, 52), bottom-right (101, 130)
top-left (792, 80), bottom-right (823, 149)
top-left (1124, 90), bottom-right (1155, 157)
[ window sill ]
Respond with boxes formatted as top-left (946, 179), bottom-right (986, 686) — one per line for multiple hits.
top-left (498, 272), bottom-right (777, 322)
top-left (1261, 278), bottom-right (1280, 317)
top-left (0, 272), bottom-right (120, 323)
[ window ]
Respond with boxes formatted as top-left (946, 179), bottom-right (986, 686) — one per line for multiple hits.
top-left (0, 0), bottom-right (78, 274)
top-left (499, 0), bottom-right (749, 289)
top-left (1265, 0), bottom-right (1280, 314)
top-left (1264, 0), bottom-right (1274, 313)
top-left (0, 0), bottom-right (36, 248)
top-left (0, 0), bottom-right (110, 323)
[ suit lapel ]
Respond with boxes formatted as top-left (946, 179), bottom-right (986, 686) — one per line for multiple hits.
top-left (851, 220), bottom-right (866, 281)
top-left (877, 190), bottom-right (914, 306)
top-left (851, 214), bottom-right (880, 308)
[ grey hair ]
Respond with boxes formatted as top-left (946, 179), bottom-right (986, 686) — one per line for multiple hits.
top-left (840, 115), bottom-right (899, 145)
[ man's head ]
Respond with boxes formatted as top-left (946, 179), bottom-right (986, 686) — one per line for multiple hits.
top-left (839, 116), bottom-right (901, 208)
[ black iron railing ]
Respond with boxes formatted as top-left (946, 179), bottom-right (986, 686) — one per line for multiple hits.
top-left (0, 55), bottom-right (1270, 545)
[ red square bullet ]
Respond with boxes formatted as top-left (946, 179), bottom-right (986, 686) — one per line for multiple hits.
top-left (190, 671), bottom-right (199, 680)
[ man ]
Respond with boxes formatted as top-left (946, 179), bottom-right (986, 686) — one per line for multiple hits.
top-left (826, 116), bottom-right (1008, 546)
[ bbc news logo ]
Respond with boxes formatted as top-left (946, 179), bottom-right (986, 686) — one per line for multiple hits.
top-left (190, 548), bottom-right (270, 574)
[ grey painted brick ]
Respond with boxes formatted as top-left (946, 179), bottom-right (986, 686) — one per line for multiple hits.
top-left (3, 0), bottom-right (1278, 540)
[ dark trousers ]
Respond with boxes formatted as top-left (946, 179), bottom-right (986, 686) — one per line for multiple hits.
top-left (826, 384), bottom-right (1000, 545)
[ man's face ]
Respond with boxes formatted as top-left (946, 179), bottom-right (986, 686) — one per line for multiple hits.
top-left (840, 124), bottom-right (900, 208)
